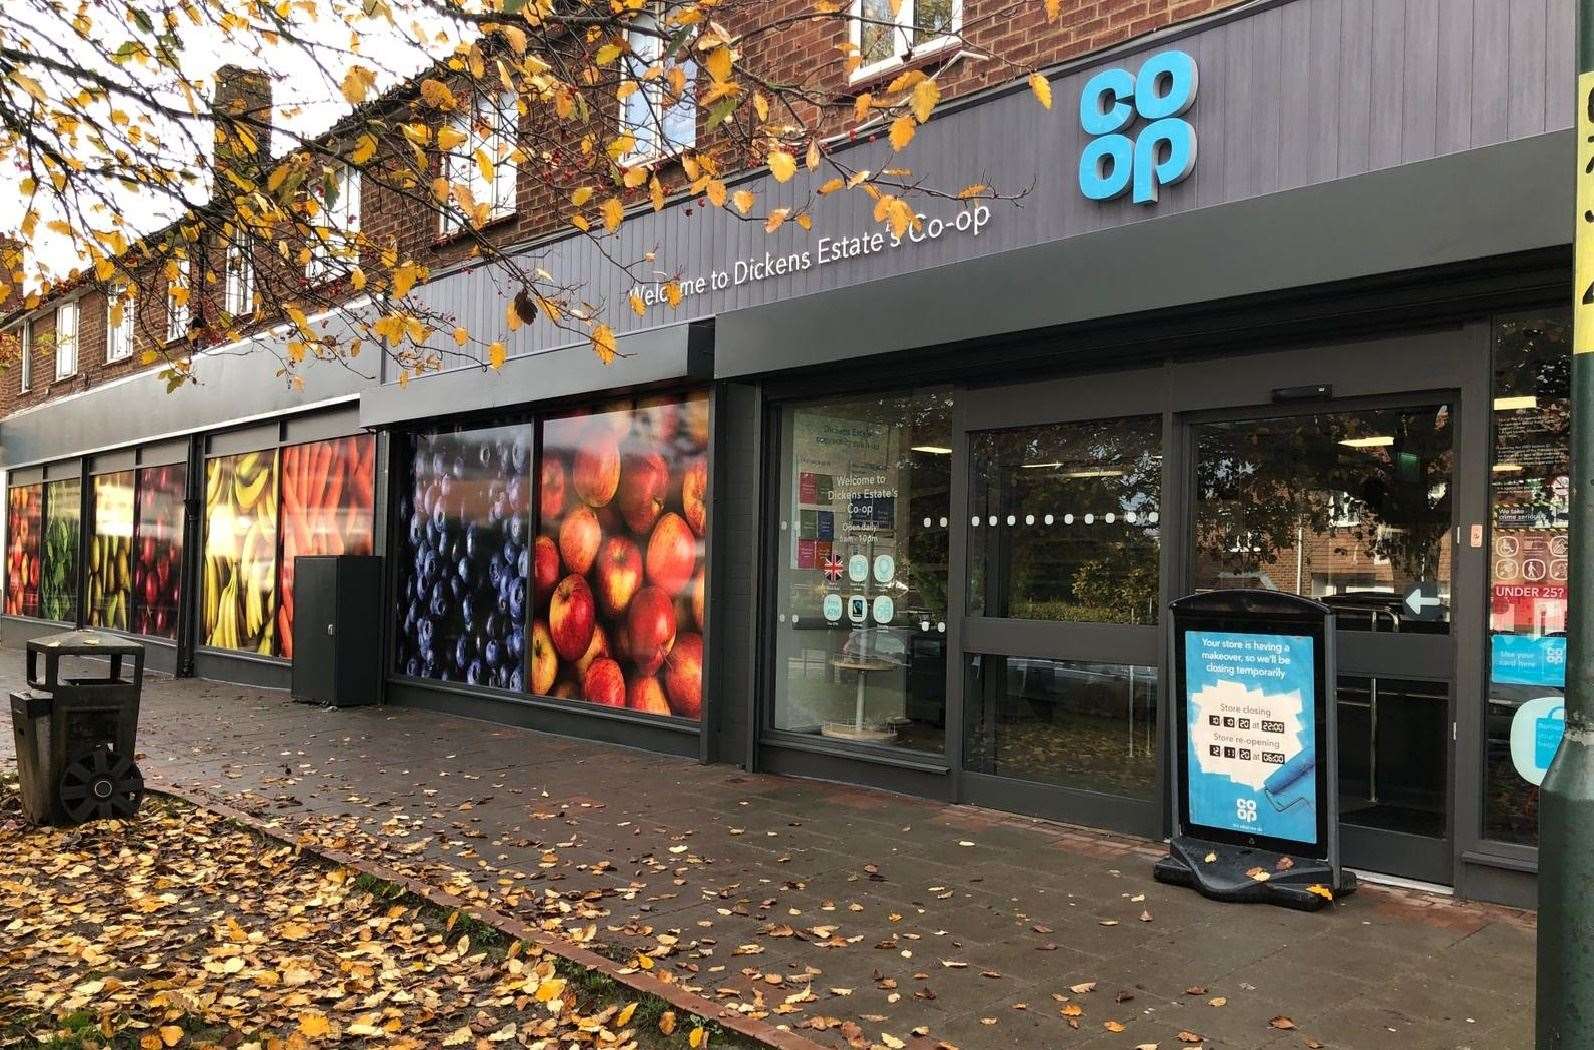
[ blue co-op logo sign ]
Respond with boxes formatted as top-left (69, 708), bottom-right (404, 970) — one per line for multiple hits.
top-left (1077, 49), bottom-right (1198, 204)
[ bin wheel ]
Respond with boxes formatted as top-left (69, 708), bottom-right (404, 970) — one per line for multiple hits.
top-left (58, 747), bottom-right (144, 824)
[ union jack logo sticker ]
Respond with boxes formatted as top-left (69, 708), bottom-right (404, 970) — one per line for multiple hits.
top-left (822, 553), bottom-right (845, 581)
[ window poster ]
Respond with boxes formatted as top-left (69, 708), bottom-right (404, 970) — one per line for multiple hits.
top-left (788, 412), bottom-right (898, 621)
top-left (1184, 630), bottom-right (1318, 846)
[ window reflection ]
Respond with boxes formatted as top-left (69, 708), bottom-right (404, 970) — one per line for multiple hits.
top-left (1192, 407), bottom-right (1454, 634)
top-left (771, 389), bottom-right (952, 753)
top-left (968, 417), bottom-right (1161, 624)
top-left (965, 655), bottom-right (1158, 799)
top-left (1485, 310), bottom-right (1571, 845)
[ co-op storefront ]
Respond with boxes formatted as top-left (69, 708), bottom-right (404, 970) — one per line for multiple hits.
top-left (0, 0), bottom-right (1575, 908)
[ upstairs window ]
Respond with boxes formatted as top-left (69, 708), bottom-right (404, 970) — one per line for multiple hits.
top-left (441, 90), bottom-right (519, 234)
top-left (223, 233), bottom-right (253, 317)
top-left (106, 286), bottom-right (134, 362)
top-left (306, 163), bottom-right (360, 283)
top-left (851, 0), bottom-right (960, 80)
top-left (15, 321), bottom-right (31, 392)
top-left (621, 6), bottom-right (697, 164)
top-left (54, 301), bottom-right (78, 378)
top-left (165, 257), bottom-right (190, 343)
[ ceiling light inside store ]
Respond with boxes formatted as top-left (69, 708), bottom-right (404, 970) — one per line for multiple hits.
top-left (1338, 436), bottom-right (1394, 448)
top-left (911, 446), bottom-right (953, 454)
top-left (1493, 395), bottom-right (1538, 411)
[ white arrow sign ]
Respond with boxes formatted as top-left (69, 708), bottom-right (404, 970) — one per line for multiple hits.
top-left (1404, 589), bottom-right (1442, 616)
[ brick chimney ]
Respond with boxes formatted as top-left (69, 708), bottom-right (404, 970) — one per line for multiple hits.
top-left (211, 65), bottom-right (273, 187)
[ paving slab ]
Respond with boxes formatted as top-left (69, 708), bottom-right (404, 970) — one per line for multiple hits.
top-left (0, 647), bottom-right (1537, 1050)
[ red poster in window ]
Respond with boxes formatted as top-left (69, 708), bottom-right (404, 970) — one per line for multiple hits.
top-left (278, 434), bottom-right (376, 657)
top-left (799, 472), bottom-right (818, 504)
top-left (797, 539), bottom-right (816, 569)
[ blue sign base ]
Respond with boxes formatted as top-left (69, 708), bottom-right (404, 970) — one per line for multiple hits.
top-left (1154, 836), bottom-right (1357, 912)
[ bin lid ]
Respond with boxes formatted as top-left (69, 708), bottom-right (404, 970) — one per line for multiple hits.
top-left (27, 630), bottom-right (145, 658)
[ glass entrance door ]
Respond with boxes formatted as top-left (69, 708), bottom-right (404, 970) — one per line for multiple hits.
top-left (1189, 401), bottom-right (1456, 883)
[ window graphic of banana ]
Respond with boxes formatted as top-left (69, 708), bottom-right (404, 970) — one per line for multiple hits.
top-left (203, 451), bottom-right (279, 654)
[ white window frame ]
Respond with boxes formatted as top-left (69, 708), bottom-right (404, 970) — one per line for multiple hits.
top-left (223, 233), bottom-right (253, 317)
top-left (14, 321), bottom-right (31, 392)
top-left (105, 286), bottom-right (134, 362)
top-left (849, 0), bottom-right (962, 83)
top-left (165, 257), bottom-right (190, 344)
top-left (306, 163), bottom-right (361, 284)
top-left (620, 6), bottom-right (697, 165)
top-left (440, 90), bottom-right (520, 235)
top-left (54, 300), bottom-right (78, 379)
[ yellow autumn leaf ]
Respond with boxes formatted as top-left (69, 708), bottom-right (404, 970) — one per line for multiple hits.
top-left (601, 197), bottom-right (624, 232)
top-left (570, 186), bottom-right (594, 206)
top-left (888, 115), bottom-right (916, 151)
top-left (1029, 73), bottom-right (1053, 110)
top-left (622, 166), bottom-right (649, 189)
top-left (764, 208), bottom-right (789, 232)
top-left (704, 45), bottom-right (733, 83)
top-left (298, 1012), bottom-right (331, 1038)
top-left (806, 140), bottom-right (821, 169)
top-left (767, 149), bottom-right (797, 183)
top-left (705, 180), bottom-right (727, 208)
top-left (854, 92), bottom-right (873, 122)
top-left (629, 292), bottom-right (646, 316)
top-left (911, 78), bottom-right (940, 123)
top-left (453, 327), bottom-right (469, 346)
top-left (401, 123), bottom-right (431, 146)
top-left (689, 1027), bottom-right (707, 1048)
top-left (158, 1027), bottom-right (184, 1047)
top-left (795, 212), bottom-right (813, 230)
top-left (649, 176), bottom-right (665, 211)
top-left (617, 1002), bottom-right (638, 1026)
top-left (487, 342), bottom-right (507, 369)
top-left (659, 1011), bottom-right (677, 1036)
top-left (664, 280), bottom-right (683, 307)
top-left (351, 134), bottom-right (377, 166)
top-left (731, 189), bottom-right (755, 215)
top-left (592, 324), bottom-right (617, 365)
top-left (339, 65), bottom-right (376, 104)
top-left (437, 126), bottom-right (467, 151)
top-left (817, 177), bottom-right (844, 195)
top-left (1044, 0), bottom-right (1060, 18)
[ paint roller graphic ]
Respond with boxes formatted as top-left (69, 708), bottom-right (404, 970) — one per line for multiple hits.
top-left (1261, 744), bottom-right (1316, 812)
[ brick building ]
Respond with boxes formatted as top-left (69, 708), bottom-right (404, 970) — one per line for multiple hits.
top-left (0, 0), bottom-right (1574, 909)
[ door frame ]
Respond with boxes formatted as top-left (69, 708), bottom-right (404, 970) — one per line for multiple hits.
top-left (955, 366), bottom-right (1175, 839)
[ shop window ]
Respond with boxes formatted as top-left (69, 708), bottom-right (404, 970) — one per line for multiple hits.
top-left (967, 417), bottom-right (1161, 624)
top-left (40, 477), bottom-right (81, 623)
top-left (535, 392), bottom-right (710, 718)
top-left (394, 423), bottom-right (531, 689)
top-left (850, 0), bottom-right (959, 80)
top-left (1191, 406), bottom-right (1454, 633)
top-left (441, 91), bottom-right (519, 234)
top-left (276, 434), bottom-right (376, 657)
top-left (1484, 309), bottom-right (1572, 846)
top-left (1337, 675), bottom-right (1448, 839)
top-left (202, 450), bottom-right (279, 653)
top-left (133, 464), bottom-right (185, 638)
top-left (88, 471), bottom-right (135, 631)
top-left (5, 484), bottom-right (42, 618)
top-left (770, 389), bottom-right (952, 753)
top-left (620, 5), bottom-right (697, 164)
top-left (54, 301), bottom-right (79, 378)
top-left (105, 288), bottom-right (134, 362)
top-left (965, 655), bottom-right (1158, 799)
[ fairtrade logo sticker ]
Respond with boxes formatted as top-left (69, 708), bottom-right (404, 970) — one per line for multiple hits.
top-left (873, 554), bottom-right (895, 584)
top-left (822, 593), bottom-right (844, 623)
top-left (872, 595), bottom-right (895, 624)
top-left (848, 554), bottom-right (869, 583)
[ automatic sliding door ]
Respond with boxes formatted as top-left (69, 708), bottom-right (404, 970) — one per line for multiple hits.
top-left (1190, 403), bottom-right (1455, 882)
top-left (960, 412), bottom-right (1166, 832)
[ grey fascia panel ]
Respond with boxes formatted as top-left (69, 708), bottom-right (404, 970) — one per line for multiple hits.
top-left (359, 320), bottom-right (709, 428)
top-left (712, 131), bottom-right (1571, 379)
